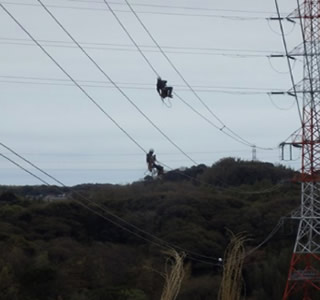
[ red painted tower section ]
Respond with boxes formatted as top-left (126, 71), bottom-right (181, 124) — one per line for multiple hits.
top-left (283, 1), bottom-right (320, 299)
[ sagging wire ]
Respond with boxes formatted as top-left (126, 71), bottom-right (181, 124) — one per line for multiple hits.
top-left (266, 17), bottom-right (296, 36)
top-left (267, 92), bottom-right (296, 111)
top-left (267, 55), bottom-right (298, 74)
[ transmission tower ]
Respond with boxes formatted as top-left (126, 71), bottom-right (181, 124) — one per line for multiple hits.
top-left (252, 145), bottom-right (257, 161)
top-left (280, 0), bottom-right (320, 299)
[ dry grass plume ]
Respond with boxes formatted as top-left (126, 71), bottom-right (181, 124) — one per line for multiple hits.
top-left (218, 232), bottom-right (247, 300)
top-left (160, 249), bottom-right (186, 300)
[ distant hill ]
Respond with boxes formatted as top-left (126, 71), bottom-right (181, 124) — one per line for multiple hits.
top-left (0, 158), bottom-right (300, 300)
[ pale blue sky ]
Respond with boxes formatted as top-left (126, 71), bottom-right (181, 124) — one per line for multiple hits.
top-left (0, 0), bottom-right (302, 185)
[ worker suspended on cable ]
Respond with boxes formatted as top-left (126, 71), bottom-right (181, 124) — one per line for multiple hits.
top-left (146, 148), bottom-right (164, 176)
top-left (156, 77), bottom-right (173, 100)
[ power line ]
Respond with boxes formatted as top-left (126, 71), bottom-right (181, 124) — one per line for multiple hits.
top-left (0, 152), bottom-right (51, 185)
top-left (0, 3), bottom-right (147, 155)
top-left (0, 141), bottom-right (290, 264)
top-left (0, 75), bottom-right (280, 94)
top-left (116, 0), bottom-right (231, 127)
top-left (102, 0), bottom-right (274, 150)
top-left (0, 4), bottom-right (298, 264)
top-left (1, 137), bottom-right (285, 195)
top-left (173, 93), bottom-right (256, 147)
top-left (0, 152), bottom-right (181, 256)
top-left (1, 2), bottom-right (288, 159)
top-left (296, 0), bottom-right (315, 106)
top-left (0, 80), bottom-right (273, 95)
top-left (0, 142), bottom-right (222, 264)
top-left (1, 2), bottom-right (197, 165)
top-left (9, 149), bottom-right (253, 157)
top-left (0, 39), bottom-right (267, 58)
top-left (1, 2), bottom-right (286, 152)
top-left (64, 0), bottom-right (287, 15)
top-left (0, 36), bottom-right (279, 56)
top-left (267, 93), bottom-right (296, 111)
top-left (35, 0), bottom-right (197, 165)
top-left (61, 0), bottom-right (159, 77)
top-left (34, 0), bottom-right (278, 161)
top-left (1, 1), bottom-right (282, 151)
top-left (244, 217), bottom-right (285, 258)
top-left (0, 1), bottom-right (267, 20)
top-left (274, 0), bottom-right (303, 125)
top-left (0, 79), bottom-right (280, 95)
top-left (120, 2), bottom-right (252, 148)
top-left (2, 147), bottom-right (284, 166)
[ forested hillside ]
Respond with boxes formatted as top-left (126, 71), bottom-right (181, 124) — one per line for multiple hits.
top-left (0, 158), bottom-right (300, 300)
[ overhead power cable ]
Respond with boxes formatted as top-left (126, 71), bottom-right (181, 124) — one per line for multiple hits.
top-left (1, 136), bottom-right (283, 198)
top-left (0, 142), bottom-right (222, 264)
top-left (0, 36), bottom-right (278, 56)
top-left (296, 0), bottom-right (315, 105)
top-left (172, 93), bottom-right (256, 147)
top-left (64, 0), bottom-right (287, 15)
top-left (281, 127), bottom-right (302, 144)
top-left (0, 152), bottom-right (180, 258)
top-left (267, 93), bottom-right (296, 111)
top-left (244, 217), bottom-right (285, 258)
top-left (0, 1), bottom-right (266, 20)
top-left (0, 75), bottom-right (279, 94)
top-left (1, 152), bottom-right (51, 185)
top-left (274, 0), bottom-right (303, 125)
top-left (117, 1), bottom-right (252, 148)
top-left (0, 39), bottom-right (267, 58)
top-left (0, 141), bottom-right (290, 264)
top-left (5, 0), bottom-right (277, 151)
top-left (101, 0), bottom-right (274, 150)
top-left (52, 0), bottom-right (159, 77)
top-left (35, 0), bottom-right (196, 164)
top-left (0, 80), bottom-right (273, 95)
top-left (1, 3), bottom-right (286, 169)
top-left (2, 2), bottom-right (281, 152)
top-left (0, 3), bottom-right (147, 154)
top-left (114, 0), bottom-right (230, 126)
top-left (12, 149), bottom-right (252, 157)
top-left (1, 2), bottom-right (197, 165)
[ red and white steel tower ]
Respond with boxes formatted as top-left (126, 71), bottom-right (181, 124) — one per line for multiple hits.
top-left (282, 0), bottom-right (320, 299)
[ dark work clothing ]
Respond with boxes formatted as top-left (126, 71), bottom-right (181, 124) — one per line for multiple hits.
top-left (156, 78), bottom-right (173, 99)
top-left (157, 78), bottom-right (167, 94)
top-left (161, 87), bottom-right (173, 98)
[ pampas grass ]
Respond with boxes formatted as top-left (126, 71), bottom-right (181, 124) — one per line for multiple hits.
top-left (160, 249), bottom-right (186, 300)
top-left (218, 232), bottom-right (247, 300)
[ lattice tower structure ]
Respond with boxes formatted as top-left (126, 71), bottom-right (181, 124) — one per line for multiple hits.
top-left (283, 1), bottom-right (320, 299)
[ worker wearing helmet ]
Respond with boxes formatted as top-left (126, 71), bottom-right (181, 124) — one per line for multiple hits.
top-left (146, 149), bottom-right (164, 176)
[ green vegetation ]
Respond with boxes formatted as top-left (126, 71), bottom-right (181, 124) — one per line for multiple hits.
top-left (0, 158), bottom-right (300, 300)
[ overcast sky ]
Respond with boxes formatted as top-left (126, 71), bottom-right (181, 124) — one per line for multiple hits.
top-left (0, 0), bottom-right (303, 186)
